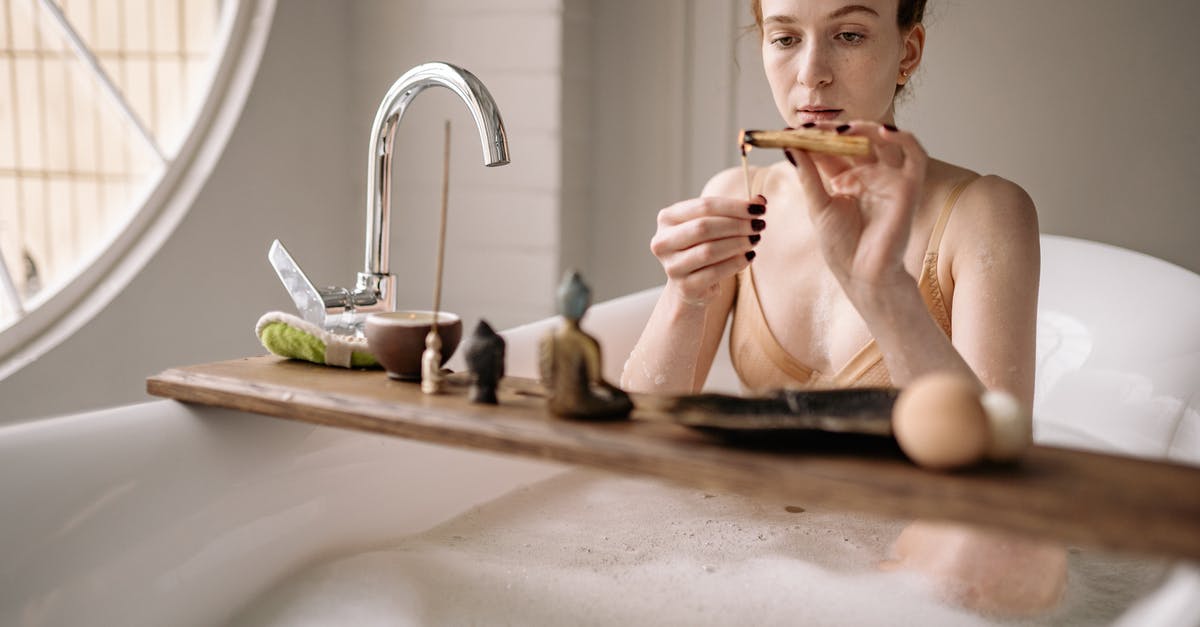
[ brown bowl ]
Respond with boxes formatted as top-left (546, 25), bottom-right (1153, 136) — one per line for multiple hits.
top-left (365, 310), bottom-right (463, 381)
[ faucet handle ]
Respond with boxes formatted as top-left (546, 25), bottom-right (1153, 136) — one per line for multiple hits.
top-left (267, 239), bottom-right (330, 328)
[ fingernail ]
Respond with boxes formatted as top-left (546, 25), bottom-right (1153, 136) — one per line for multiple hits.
top-left (801, 122), bottom-right (816, 129)
top-left (757, 194), bottom-right (768, 204)
top-left (836, 124), bottom-right (851, 134)
top-left (751, 219), bottom-right (766, 231)
top-left (749, 234), bottom-right (761, 245)
top-left (748, 203), bottom-right (766, 215)
top-left (783, 149), bottom-right (796, 166)
top-left (883, 123), bottom-right (899, 132)
top-left (745, 250), bottom-right (757, 262)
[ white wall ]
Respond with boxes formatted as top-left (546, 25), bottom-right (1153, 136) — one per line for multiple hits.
top-left (909, 0), bottom-right (1200, 276)
top-left (345, 0), bottom-right (567, 332)
top-left (3, 0), bottom-right (1197, 422)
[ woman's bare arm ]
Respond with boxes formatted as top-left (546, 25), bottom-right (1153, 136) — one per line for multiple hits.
top-left (621, 168), bottom-right (760, 393)
top-left (831, 178), bottom-right (1039, 409)
top-left (941, 176), bottom-right (1040, 407)
top-left (791, 124), bottom-right (1039, 409)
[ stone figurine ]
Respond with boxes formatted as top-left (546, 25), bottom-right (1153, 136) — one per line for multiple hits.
top-left (465, 319), bottom-right (506, 404)
top-left (538, 271), bottom-right (633, 420)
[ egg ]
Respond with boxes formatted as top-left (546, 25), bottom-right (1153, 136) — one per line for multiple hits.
top-left (893, 373), bottom-right (989, 470)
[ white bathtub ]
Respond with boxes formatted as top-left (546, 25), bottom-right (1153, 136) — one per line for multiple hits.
top-left (2, 235), bottom-right (1198, 626)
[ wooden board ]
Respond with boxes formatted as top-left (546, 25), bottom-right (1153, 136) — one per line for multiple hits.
top-left (147, 355), bottom-right (1200, 561)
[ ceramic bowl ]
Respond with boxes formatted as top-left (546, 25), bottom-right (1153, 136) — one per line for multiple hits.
top-left (365, 310), bottom-right (463, 380)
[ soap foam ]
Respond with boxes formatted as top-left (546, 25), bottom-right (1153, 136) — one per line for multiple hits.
top-left (237, 470), bottom-right (1169, 627)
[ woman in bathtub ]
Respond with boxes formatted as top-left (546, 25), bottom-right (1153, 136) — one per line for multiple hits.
top-left (621, 0), bottom-right (1039, 412)
top-left (621, 0), bottom-right (1063, 615)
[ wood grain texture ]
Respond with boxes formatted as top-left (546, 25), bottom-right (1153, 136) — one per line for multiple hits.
top-left (742, 128), bottom-right (871, 156)
top-left (147, 356), bottom-right (1200, 560)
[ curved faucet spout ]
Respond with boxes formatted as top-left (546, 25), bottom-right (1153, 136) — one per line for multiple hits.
top-left (268, 63), bottom-right (508, 334)
top-left (360, 62), bottom-right (510, 314)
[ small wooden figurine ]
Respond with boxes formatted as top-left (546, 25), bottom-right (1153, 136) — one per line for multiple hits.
top-left (539, 271), bottom-right (633, 420)
top-left (465, 319), bottom-right (505, 404)
top-left (420, 330), bottom-right (444, 394)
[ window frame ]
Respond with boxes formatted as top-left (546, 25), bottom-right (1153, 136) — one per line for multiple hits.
top-left (0, 0), bottom-right (277, 380)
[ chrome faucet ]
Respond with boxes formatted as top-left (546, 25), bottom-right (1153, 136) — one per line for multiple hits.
top-left (269, 62), bottom-right (510, 334)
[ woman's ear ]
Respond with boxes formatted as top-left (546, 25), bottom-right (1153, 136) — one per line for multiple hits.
top-left (898, 23), bottom-right (925, 84)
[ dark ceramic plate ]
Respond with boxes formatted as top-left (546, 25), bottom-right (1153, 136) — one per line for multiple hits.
top-left (644, 387), bottom-right (901, 451)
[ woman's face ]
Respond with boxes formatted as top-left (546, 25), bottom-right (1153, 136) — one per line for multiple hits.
top-left (760, 0), bottom-right (921, 126)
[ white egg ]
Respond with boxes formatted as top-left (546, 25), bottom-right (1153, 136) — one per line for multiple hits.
top-left (893, 373), bottom-right (989, 471)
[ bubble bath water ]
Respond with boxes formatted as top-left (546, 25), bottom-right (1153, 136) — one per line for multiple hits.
top-left (238, 470), bottom-right (1168, 626)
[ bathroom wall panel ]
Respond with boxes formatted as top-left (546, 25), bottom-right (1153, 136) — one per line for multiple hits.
top-left (479, 73), bottom-right (562, 134)
top-left (447, 188), bottom-right (558, 251)
top-left (558, 0), bottom-right (593, 288)
top-left (586, 0), bottom-right (689, 301)
top-left (349, 0), bottom-right (566, 331)
top-left (904, 0), bottom-right (1200, 275)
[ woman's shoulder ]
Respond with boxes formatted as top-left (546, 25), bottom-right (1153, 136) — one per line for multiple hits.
top-left (958, 172), bottom-right (1038, 234)
top-left (928, 161), bottom-right (1036, 229)
top-left (937, 163), bottom-right (1040, 264)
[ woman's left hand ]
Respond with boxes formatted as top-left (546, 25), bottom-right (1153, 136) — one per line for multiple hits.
top-left (787, 122), bottom-right (928, 296)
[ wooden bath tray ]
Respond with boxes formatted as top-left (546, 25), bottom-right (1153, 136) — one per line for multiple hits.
top-left (147, 355), bottom-right (1200, 561)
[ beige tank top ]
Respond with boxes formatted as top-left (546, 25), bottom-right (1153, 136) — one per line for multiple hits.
top-left (729, 177), bottom-right (975, 391)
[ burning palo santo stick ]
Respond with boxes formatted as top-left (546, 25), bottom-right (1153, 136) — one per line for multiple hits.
top-left (741, 128), bottom-right (870, 157)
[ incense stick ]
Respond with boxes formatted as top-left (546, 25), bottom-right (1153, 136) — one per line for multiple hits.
top-left (740, 140), bottom-right (752, 201)
top-left (432, 120), bottom-right (451, 330)
top-left (422, 120), bottom-right (453, 394)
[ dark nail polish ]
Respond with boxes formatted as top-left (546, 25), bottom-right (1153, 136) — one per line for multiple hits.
top-left (836, 124), bottom-right (851, 134)
top-left (748, 203), bottom-right (766, 215)
top-left (757, 194), bottom-right (768, 204)
top-left (749, 234), bottom-right (761, 245)
top-left (801, 122), bottom-right (816, 129)
top-left (883, 123), bottom-right (899, 132)
top-left (783, 149), bottom-right (796, 166)
top-left (751, 219), bottom-right (766, 231)
top-left (745, 250), bottom-right (757, 262)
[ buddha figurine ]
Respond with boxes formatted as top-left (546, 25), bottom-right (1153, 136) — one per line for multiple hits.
top-left (539, 271), bottom-right (633, 420)
top-left (465, 319), bottom-right (505, 404)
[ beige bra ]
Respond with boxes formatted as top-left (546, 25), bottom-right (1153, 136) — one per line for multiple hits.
top-left (729, 176), bottom-right (975, 391)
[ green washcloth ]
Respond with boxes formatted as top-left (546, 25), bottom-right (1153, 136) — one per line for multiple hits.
top-left (256, 311), bottom-right (379, 368)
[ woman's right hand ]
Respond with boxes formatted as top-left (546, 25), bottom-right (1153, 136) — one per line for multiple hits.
top-left (649, 194), bottom-right (766, 306)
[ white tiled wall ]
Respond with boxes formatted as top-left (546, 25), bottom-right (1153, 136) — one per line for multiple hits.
top-left (348, 0), bottom-right (566, 331)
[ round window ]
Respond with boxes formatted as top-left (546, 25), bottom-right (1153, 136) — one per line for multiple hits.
top-left (0, 0), bottom-right (274, 377)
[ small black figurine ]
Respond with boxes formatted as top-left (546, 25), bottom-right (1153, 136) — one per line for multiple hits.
top-left (538, 271), bottom-right (633, 420)
top-left (465, 319), bottom-right (505, 404)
